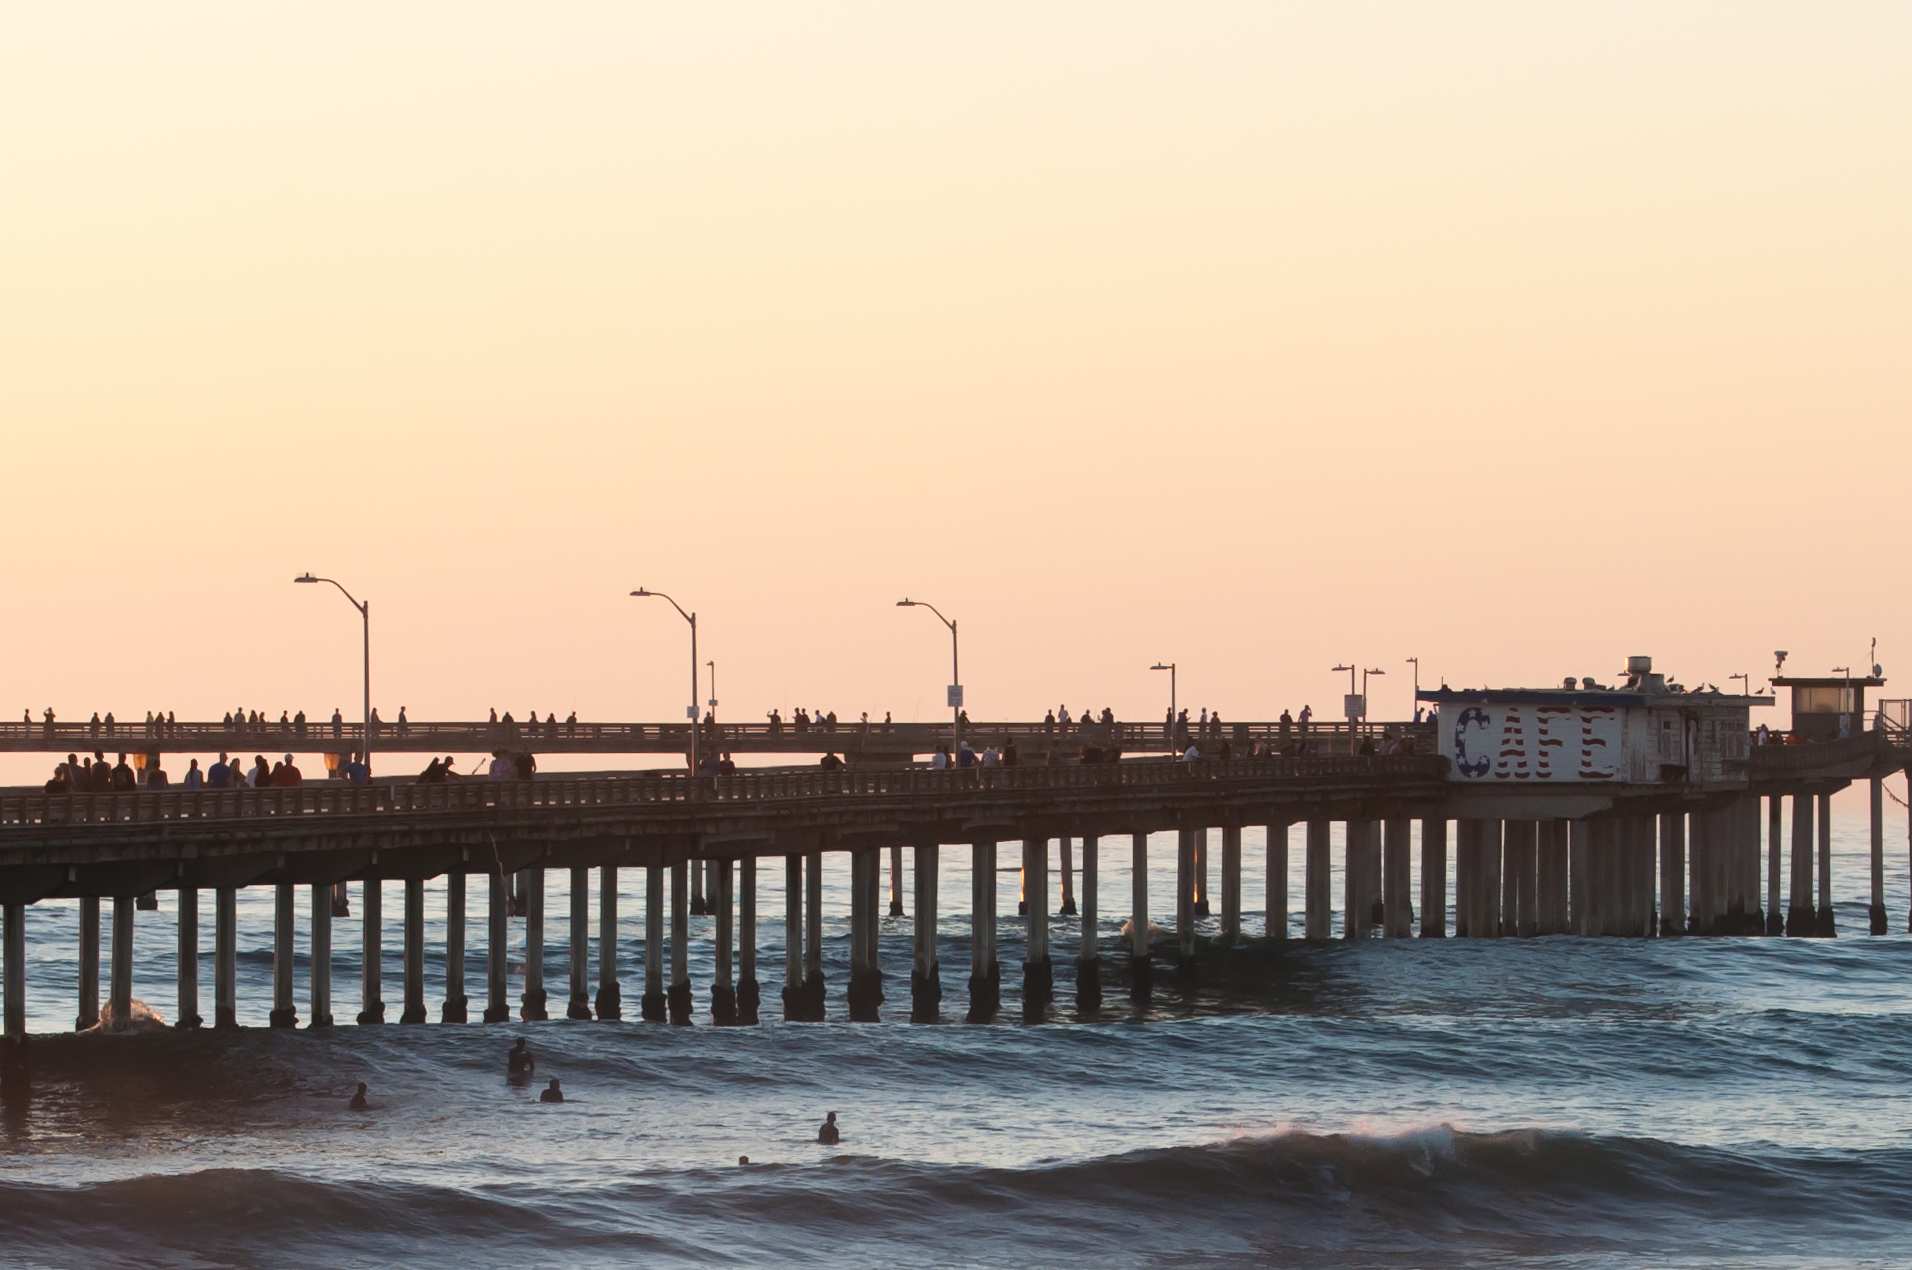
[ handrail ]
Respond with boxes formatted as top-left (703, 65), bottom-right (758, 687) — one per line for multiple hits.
top-left (0, 755), bottom-right (1446, 831)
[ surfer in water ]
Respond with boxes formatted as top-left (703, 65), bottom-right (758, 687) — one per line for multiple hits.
top-left (349, 1082), bottom-right (369, 1111)
top-left (508, 1038), bottom-right (534, 1078)
top-left (540, 1079), bottom-right (564, 1104)
top-left (816, 1111), bottom-right (840, 1145)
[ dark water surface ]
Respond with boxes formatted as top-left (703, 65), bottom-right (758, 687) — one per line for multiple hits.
top-left (4, 811), bottom-right (1911, 1267)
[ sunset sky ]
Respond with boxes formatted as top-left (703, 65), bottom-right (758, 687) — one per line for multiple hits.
top-left (5, 2), bottom-right (1908, 741)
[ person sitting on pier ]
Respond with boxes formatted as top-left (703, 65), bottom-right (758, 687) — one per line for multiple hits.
top-left (349, 1082), bottom-right (369, 1111)
top-left (540, 1079), bottom-right (564, 1103)
top-left (508, 1038), bottom-right (535, 1077)
top-left (816, 1111), bottom-right (840, 1145)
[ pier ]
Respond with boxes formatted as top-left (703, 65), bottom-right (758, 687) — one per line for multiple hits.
top-left (4, 672), bottom-right (1911, 1073)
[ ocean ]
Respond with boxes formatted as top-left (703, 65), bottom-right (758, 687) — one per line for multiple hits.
top-left (4, 806), bottom-right (1910, 1267)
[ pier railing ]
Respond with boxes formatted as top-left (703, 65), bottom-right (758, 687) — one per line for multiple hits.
top-left (0, 755), bottom-right (1444, 831)
top-left (0, 717), bottom-right (1432, 756)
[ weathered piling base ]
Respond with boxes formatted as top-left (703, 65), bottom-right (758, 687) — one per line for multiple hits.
top-left (520, 866), bottom-right (548, 1022)
top-left (1420, 818), bottom-right (1446, 938)
top-left (667, 861), bottom-right (693, 1025)
top-left (1021, 959), bottom-right (1053, 1021)
top-left (567, 867), bottom-right (593, 1020)
top-left (736, 976), bottom-right (761, 1023)
top-left (483, 871), bottom-right (511, 1022)
top-left (270, 882), bottom-right (298, 1028)
top-left (444, 869), bottom-right (469, 1023)
top-left (594, 864), bottom-right (620, 1021)
top-left (1075, 956), bottom-right (1102, 1011)
top-left (307, 883), bottom-right (333, 1028)
top-left (401, 878), bottom-right (428, 1023)
top-left (965, 962), bottom-right (1001, 1023)
top-left (666, 980), bottom-right (693, 1025)
top-left (643, 864), bottom-right (667, 1022)
top-left (847, 968), bottom-right (882, 1021)
top-left (214, 887), bottom-right (237, 1029)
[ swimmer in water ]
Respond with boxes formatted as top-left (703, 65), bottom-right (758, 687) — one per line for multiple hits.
top-left (816, 1111), bottom-right (840, 1145)
top-left (540, 1078), bottom-right (564, 1104)
top-left (738, 1155), bottom-right (750, 1167)
top-left (349, 1082), bottom-right (368, 1111)
top-left (508, 1037), bottom-right (534, 1077)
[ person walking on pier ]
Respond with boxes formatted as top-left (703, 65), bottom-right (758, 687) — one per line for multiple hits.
top-left (183, 759), bottom-right (203, 789)
top-left (110, 753), bottom-right (135, 791)
top-left (331, 708), bottom-right (343, 738)
top-left (275, 754), bottom-right (304, 786)
top-left (816, 1111), bottom-right (841, 1145)
top-left (249, 755), bottom-right (271, 787)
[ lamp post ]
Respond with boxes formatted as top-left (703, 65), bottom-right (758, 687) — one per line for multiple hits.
top-left (294, 573), bottom-right (370, 773)
top-left (1150, 662), bottom-right (1176, 751)
top-left (897, 599), bottom-right (960, 753)
top-left (1407, 656), bottom-right (1420, 710)
top-left (631, 588), bottom-right (699, 776)
top-left (707, 660), bottom-right (717, 721)
top-left (1729, 672), bottom-right (1749, 697)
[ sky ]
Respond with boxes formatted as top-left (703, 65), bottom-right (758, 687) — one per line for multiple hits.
top-left (3, 2), bottom-right (1908, 743)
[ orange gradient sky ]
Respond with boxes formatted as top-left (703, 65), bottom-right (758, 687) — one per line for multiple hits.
top-left (4, 2), bottom-right (1909, 737)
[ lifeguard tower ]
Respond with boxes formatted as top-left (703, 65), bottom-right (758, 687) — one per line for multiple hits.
top-left (1770, 660), bottom-right (1884, 741)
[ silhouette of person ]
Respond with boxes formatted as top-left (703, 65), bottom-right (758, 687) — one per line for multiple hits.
top-left (817, 1111), bottom-right (840, 1145)
top-left (508, 1038), bottom-right (534, 1077)
top-left (349, 1082), bottom-right (369, 1110)
top-left (540, 1079), bottom-right (564, 1103)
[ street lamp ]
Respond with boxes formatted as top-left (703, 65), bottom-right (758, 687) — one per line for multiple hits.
top-left (630, 588), bottom-right (699, 775)
top-left (897, 599), bottom-right (961, 752)
top-left (1406, 656), bottom-right (1420, 705)
top-left (707, 660), bottom-right (718, 719)
top-left (1150, 662), bottom-right (1176, 751)
top-left (1729, 672), bottom-right (1749, 696)
top-left (294, 573), bottom-right (370, 772)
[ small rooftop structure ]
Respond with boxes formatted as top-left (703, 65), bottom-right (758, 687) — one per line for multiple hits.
top-left (1420, 655), bottom-right (1771, 787)
top-left (1770, 673), bottom-right (1884, 741)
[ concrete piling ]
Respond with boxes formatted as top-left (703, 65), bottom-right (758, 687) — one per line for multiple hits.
top-left (1305, 819), bottom-right (1331, 940)
top-left (484, 871), bottom-right (510, 1022)
top-left (309, 882), bottom-right (333, 1027)
top-left (110, 897), bottom-right (135, 1028)
top-left (1505, 821), bottom-right (1537, 938)
top-left (1345, 819), bottom-right (1377, 940)
top-left (1538, 820), bottom-right (1568, 935)
top-left (1269, 820), bottom-right (1292, 940)
top-left (175, 886), bottom-right (200, 1029)
top-left (214, 887), bottom-right (236, 1029)
top-left (566, 867), bottom-right (592, 1019)
top-left (689, 854), bottom-right (706, 916)
top-left (77, 895), bottom-right (100, 1030)
top-left (520, 867), bottom-right (547, 1022)
top-left (1077, 832), bottom-right (1101, 1011)
top-left (1221, 824), bottom-right (1243, 943)
top-left (594, 864), bottom-right (619, 1020)
top-left (1766, 796), bottom-right (1784, 936)
top-left (357, 879), bottom-right (385, 1024)
top-left (804, 846), bottom-right (826, 1017)
top-left (668, 860), bottom-right (693, 1024)
top-left (1022, 834), bottom-right (1052, 1018)
top-left (402, 877), bottom-right (427, 1023)
top-left (1567, 820), bottom-right (1588, 935)
top-left (1382, 817), bottom-right (1412, 938)
top-left (644, 864), bottom-right (667, 1022)
top-left (1659, 812), bottom-right (1685, 936)
top-left (1688, 808), bottom-right (1711, 934)
top-left (1815, 790), bottom-right (1835, 936)
top-left (5, 904), bottom-right (25, 1044)
top-left (889, 844), bottom-right (905, 917)
top-left (737, 855), bottom-right (760, 1023)
top-left (912, 842), bottom-right (941, 1021)
top-left (1176, 828), bottom-right (1196, 962)
top-left (712, 858), bottom-right (737, 1024)
top-left (1192, 829), bottom-right (1210, 918)
top-left (848, 850), bottom-right (881, 1022)
top-left (444, 869), bottom-right (469, 1023)
top-left (967, 840), bottom-right (1000, 1022)
top-left (1420, 817), bottom-right (1447, 938)
top-left (1787, 793), bottom-right (1814, 936)
top-left (1059, 836), bottom-right (1077, 916)
top-left (271, 883), bottom-right (298, 1028)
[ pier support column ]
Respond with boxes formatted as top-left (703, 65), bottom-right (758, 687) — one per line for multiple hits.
top-left (214, 887), bottom-right (236, 1029)
top-left (1499, 824), bottom-right (1522, 937)
top-left (911, 843), bottom-right (941, 1021)
top-left (1816, 791), bottom-right (1835, 936)
top-left (804, 846), bottom-right (826, 1019)
top-left (782, 854), bottom-right (804, 1021)
top-left (1636, 814), bottom-right (1660, 937)
top-left (1567, 821), bottom-right (1588, 935)
top-left (1659, 813), bottom-right (1686, 936)
top-left (595, 865), bottom-right (620, 1020)
top-left (357, 879), bottom-right (385, 1024)
top-left (848, 850), bottom-right (881, 1022)
top-left (1466, 820), bottom-right (1502, 939)
top-left (1766, 797), bottom-right (1785, 936)
top-left (737, 856), bottom-right (760, 1024)
top-left (1077, 832), bottom-right (1101, 1010)
top-left (889, 844), bottom-right (905, 917)
top-left (1221, 825), bottom-right (1243, 943)
top-left (1383, 817), bottom-right (1412, 937)
top-left (77, 896), bottom-right (100, 1030)
top-left (308, 882), bottom-right (332, 1027)
top-left (1022, 834), bottom-right (1052, 1018)
top-left (1420, 818), bottom-right (1447, 938)
top-left (444, 869), bottom-right (469, 1023)
top-left (1305, 819), bottom-right (1331, 939)
top-left (270, 883), bottom-right (297, 1028)
top-left (1175, 828), bottom-right (1196, 963)
top-left (689, 854), bottom-right (707, 916)
top-left (1688, 809), bottom-right (1710, 934)
top-left (1869, 778), bottom-right (1887, 934)
top-left (1129, 831), bottom-right (1151, 998)
top-left (567, 868), bottom-right (592, 1019)
top-left (1787, 792), bottom-right (1814, 936)
top-left (401, 878), bottom-right (427, 1023)
top-left (967, 841), bottom-right (1000, 1022)
top-left (484, 870), bottom-right (510, 1022)
top-left (712, 858), bottom-right (737, 1024)
top-left (1742, 796), bottom-right (1765, 935)
top-left (1344, 819), bottom-right (1375, 940)
top-left (1059, 836), bottom-right (1077, 916)
top-left (175, 887), bottom-right (200, 1029)
top-left (1506, 821), bottom-right (1538, 937)
top-left (643, 865), bottom-right (666, 1021)
top-left (1537, 821), bottom-right (1567, 935)
top-left (520, 867), bottom-right (547, 1021)
top-left (4, 904), bottom-right (25, 1045)
top-left (668, 860), bottom-right (693, 1024)
top-left (1269, 820), bottom-right (1291, 940)
top-left (109, 897), bottom-right (135, 1029)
